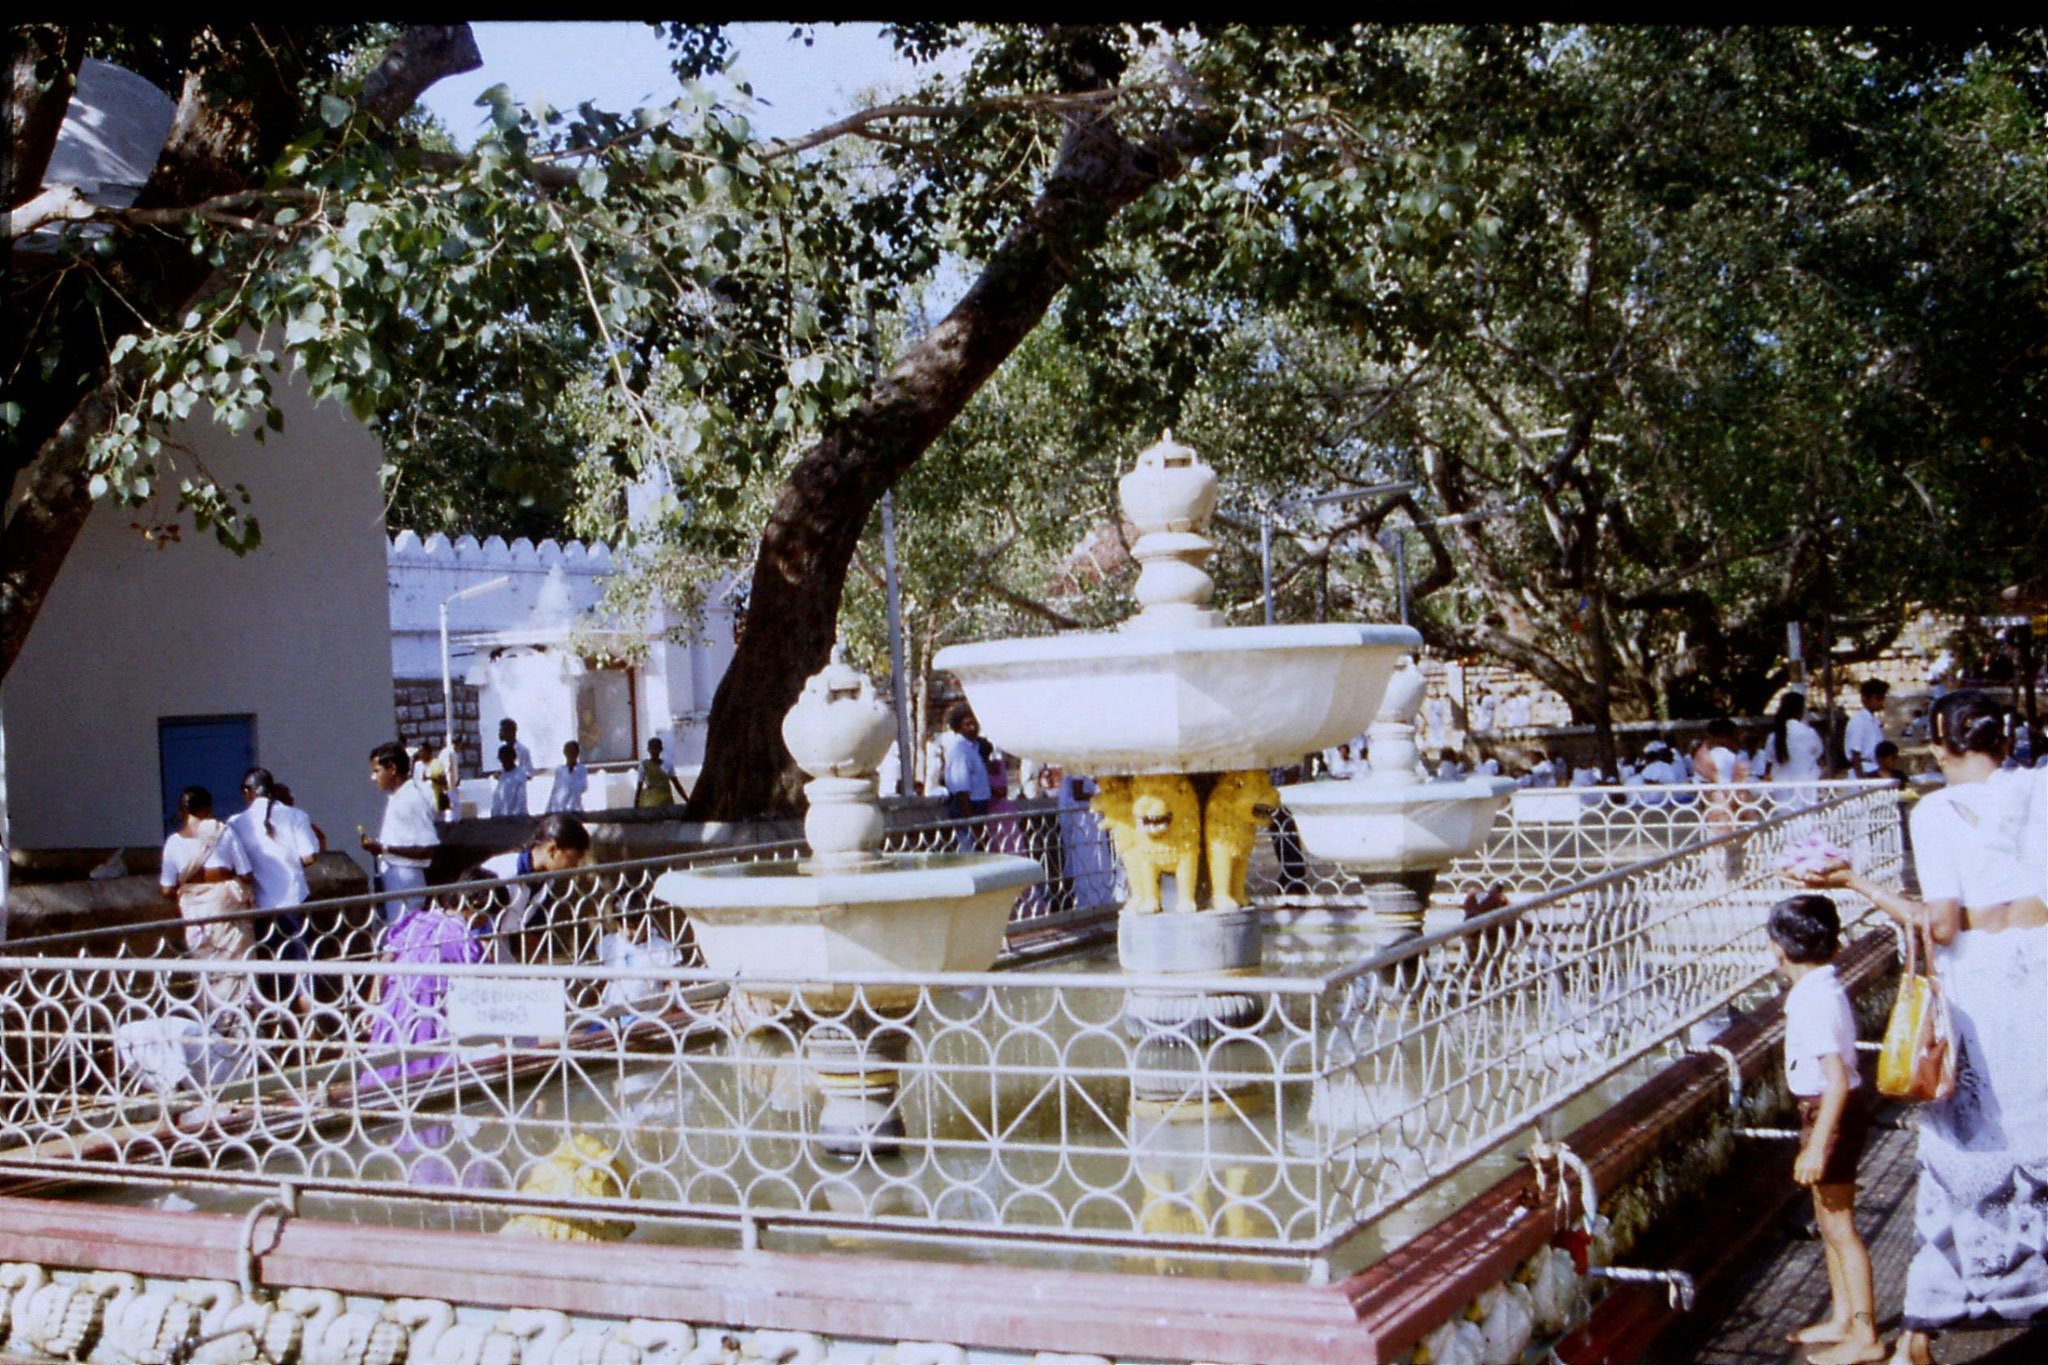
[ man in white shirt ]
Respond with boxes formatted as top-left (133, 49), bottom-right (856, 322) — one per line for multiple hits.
top-left (546, 740), bottom-right (589, 812)
top-left (1843, 679), bottom-right (1889, 779)
top-left (942, 705), bottom-right (992, 851)
top-left (362, 740), bottom-right (438, 921)
top-left (499, 717), bottom-right (535, 778)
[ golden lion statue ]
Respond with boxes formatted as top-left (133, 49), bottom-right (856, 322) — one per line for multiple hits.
top-left (1118, 774), bottom-right (1204, 914)
top-left (1204, 769), bottom-right (1278, 912)
top-left (1090, 775), bottom-right (1135, 862)
top-left (499, 1132), bottom-right (634, 1241)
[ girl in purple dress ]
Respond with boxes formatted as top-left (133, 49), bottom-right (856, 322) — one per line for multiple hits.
top-left (365, 893), bottom-right (482, 1087)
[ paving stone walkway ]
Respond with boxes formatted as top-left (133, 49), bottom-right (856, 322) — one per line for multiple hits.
top-left (1673, 1111), bottom-right (2045, 1364)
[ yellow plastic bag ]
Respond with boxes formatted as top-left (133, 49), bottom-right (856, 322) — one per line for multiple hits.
top-left (1877, 924), bottom-right (1955, 1103)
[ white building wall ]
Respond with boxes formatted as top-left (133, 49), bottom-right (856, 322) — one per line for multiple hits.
top-left (4, 372), bottom-right (392, 862)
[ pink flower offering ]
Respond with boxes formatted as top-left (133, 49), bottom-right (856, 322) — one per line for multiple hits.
top-left (1774, 832), bottom-right (1857, 878)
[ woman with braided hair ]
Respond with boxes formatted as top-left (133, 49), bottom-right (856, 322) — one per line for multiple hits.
top-left (230, 767), bottom-right (320, 1010)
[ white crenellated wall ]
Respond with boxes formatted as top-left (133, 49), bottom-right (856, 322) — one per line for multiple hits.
top-left (387, 531), bottom-right (616, 679)
top-left (387, 530), bottom-right (737, 793)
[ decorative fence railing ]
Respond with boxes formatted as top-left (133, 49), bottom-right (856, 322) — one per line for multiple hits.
top-left (0, 784), bottom-right (1903, 1274)
top-left (7, 781), bottom-right (1886, 967)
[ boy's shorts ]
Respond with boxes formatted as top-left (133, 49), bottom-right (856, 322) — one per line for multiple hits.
top-left (1796, 1089), bottom-right (1872, 1186)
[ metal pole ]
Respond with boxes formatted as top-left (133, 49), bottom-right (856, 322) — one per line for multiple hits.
top-left (437, 575), bottom-right (511, 811)
top-left (1260, 514), bottom-right (1275, 626)
top-left (439, 601), bottom-right (457, 799)
top-left (1395, 533), bottom-right (1410, 626)
top-left (869, 297), bottom-right (915, 797)
top-left (882, 491), bottom-right (913, 797)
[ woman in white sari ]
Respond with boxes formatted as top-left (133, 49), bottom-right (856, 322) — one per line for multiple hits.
top-left (1809, 691), bottom-right (2047, 1363)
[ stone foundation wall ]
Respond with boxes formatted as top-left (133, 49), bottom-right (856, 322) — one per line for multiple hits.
top-left (394, 679), bottom-right (482, 774)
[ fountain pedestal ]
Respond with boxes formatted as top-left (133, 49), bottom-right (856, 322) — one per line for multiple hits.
top-left (1279, 658), bottom-right (1517, 943)
top-left (1118, 905), bottom-right (1263, 1038)
top-left (936, 432), bottom-right (1421, 1041)
top-left (803, 1014), bottom-right (912, 1159)
top-left (653, 649), bottom-right (1041, 1163)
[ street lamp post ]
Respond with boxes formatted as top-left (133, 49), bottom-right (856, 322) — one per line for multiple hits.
top-left (1258, 482), bottom-right (1418, 626)
top-left (882, 491), bottom-right (914, 797)
top-left (869, 300), bottom-right (915, 797)
top-left (1377, 499), bottom-right (1532, 627)
top-left (439, 575), bottom-right (512, 803)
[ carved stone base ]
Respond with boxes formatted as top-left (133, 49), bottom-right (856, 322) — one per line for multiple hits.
top-left (1357, 870), bottom-right (1440, 936)
top-left (1119, 907), bottom-right (1264, 1040)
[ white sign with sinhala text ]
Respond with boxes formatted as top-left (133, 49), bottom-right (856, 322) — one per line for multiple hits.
top-left (446, 977), bottom-right (567, 1041)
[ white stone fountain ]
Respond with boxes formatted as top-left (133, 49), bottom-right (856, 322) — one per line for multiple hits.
top-left (1277, 656), bottom-right (1518, 938)
top-left (935, 432), bottom-right (1421, 1033)
top-left (652, 649), bottom-right (1042, 1158)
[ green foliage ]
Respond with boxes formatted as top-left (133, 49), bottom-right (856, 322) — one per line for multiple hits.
top-left (14, 23), bottom-right (2042, 738)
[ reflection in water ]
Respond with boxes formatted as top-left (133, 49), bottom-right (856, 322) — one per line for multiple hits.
top-left (70, 914), bottom-right (1742, 1279)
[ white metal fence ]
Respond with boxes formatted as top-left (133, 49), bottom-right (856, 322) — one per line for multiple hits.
top-left (0, 784), bottom-right (1903, 1274)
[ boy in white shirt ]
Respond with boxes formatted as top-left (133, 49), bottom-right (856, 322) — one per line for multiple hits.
top-left (1843, 679), bottom-right (1889, 779)
top-left (546, 740), bottom-right (589, 812)
top-left (490, 742), bottom-right (530, 818)
top-left (362, 741), bottom-right (438, 921)
top-left (1768, 894), bottom-right (1879, 1365)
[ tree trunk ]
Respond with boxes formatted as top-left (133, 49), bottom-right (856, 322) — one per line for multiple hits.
top-left (4, 27), bottom-right (85, 209)
top-left (687, 107), bottom-right (1183, 819)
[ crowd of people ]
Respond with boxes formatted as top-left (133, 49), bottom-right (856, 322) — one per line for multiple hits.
top-left (1319, 677), bottom-right (2043, 805)
top-left (411, 717), bottom-right (686, 824)
top-left (154, 730), bottom-right (614, 1082)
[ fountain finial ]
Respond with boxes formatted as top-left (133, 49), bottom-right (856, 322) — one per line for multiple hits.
top-left (1365, 656), bottom-right (1428, 786)
top-left (1119, 430), bottom-right (1224, 632)
top-left (781, 644), bottom-right (895, 863)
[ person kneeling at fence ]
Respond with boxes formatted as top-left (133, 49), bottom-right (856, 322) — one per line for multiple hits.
top-left (468, 813), bottom-right (592, 963)
top-left (1769, 893), bottom-right (1881, 1365)
top-left (365, 883), bottom-right (484, 1088)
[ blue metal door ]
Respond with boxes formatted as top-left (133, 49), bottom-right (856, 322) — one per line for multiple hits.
top-left (158, 715), bottom-right (255, 834)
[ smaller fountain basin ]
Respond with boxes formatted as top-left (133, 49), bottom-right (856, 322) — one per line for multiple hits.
top-left (652, 853), bottom-right (1042, 1010)
top-left (934, 623), bottom-right (1421, 774)
top-left (1278, 776), bottom-right (1518, 873)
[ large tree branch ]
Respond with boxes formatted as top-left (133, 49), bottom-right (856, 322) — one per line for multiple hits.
top-left (689, 90), bottom-right (1211, 818)
top-left (759, 88), bottom-right (1125, 161)
top-left (0, 363), bottom-right (130, 677)
top-left (360, 24), bottom-right (481, 125)
top-left (4, 27), bottom-right (84, 212)
top-left (987, 583), bottom-right (1082, 631)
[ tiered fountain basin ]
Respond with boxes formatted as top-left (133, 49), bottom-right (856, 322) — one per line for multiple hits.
top-left (652, 853), bottom-right (1041, 1012)
top-left (1277, 775), bottom-right (1518, 872)
top-left (650, 649), bottom-right (1042, 1158)
top-left (935, 623), bottom-right (1420, 776)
